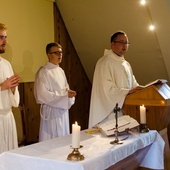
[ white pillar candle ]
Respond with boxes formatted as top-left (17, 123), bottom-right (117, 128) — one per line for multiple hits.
top-left (72, 121), bottom-right (81, 148)
top-left (140, 105), bottom-right (146, 124)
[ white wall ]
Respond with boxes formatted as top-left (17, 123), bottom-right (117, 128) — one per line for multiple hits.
top-left (1, 0), bottom-right (55, 82)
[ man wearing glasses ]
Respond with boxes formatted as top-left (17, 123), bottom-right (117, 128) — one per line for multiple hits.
top-left (89, 31), bottom-right (141, 128)
top-left (34, 42), bottom-right (76, 142)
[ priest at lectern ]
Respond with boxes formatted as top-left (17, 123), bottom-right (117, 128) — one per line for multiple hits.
top-left (88, 31), bottom-right (142, 128)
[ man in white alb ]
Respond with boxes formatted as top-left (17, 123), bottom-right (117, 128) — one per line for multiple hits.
top-left (34, 42), bottom-right (76, 142)
top-left (89, 31), bottom-right (141, 128)
top-left (0, 23), bottom-right (20, 153)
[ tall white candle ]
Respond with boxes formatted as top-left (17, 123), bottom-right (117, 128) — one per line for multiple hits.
top-left (140, 105), bottom-right (146, 124)
top-left (72, 121), bottom-right (81, 148)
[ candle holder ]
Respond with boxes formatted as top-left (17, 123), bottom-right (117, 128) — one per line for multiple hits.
top-left (139, 124), bottom-right (149, 133)
top-left (67, 145), bottom-right (84, 161)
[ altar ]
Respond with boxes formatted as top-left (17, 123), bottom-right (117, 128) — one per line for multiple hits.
top-left (122, 82), bottom-right (170, 154)
top-left (0, 130), bottom-right (165, 170)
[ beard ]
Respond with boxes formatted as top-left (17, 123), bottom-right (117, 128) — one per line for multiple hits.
top-left (0, 49), bottom-right (5, 54)
top-left (0, 44), bottom-right (6, 54)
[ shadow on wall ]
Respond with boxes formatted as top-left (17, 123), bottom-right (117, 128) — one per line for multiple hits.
top-left (18, 50), bottom-right (34, 82)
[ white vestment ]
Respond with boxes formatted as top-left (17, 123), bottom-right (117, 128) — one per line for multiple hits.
top-left (34, 62), bottom-right (75, 142)
top-left (0, 56), bottom-right (20, 153)
top-left (89, 49), bottom-right (139, 128)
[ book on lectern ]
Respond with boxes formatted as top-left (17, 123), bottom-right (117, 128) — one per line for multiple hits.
top-left (96, 115), bottom-right (139, 137)
top-left (139, 79), bottom-right (167, 88)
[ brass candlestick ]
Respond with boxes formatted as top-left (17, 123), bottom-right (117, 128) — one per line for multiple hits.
top-left (67, 145), bottom-right (84, 161)
top-left (140, 124), bottom-right (149, 133)
top-left (110, 103), bottom-right (123, 145)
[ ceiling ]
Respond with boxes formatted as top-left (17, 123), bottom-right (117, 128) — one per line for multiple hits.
top-left (56, 0), bottom-right (170, 85)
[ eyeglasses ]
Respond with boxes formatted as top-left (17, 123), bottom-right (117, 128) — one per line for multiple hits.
top-left (114, 41), bottom-right (130, 46)
top-left (49, 51), bottom-right (63, 55)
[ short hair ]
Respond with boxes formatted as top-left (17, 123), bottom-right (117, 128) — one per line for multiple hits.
top-left (0, 23), bottom-right (7, 31)
top-left (46, 42), bottom-right (62, 54)
top-left (110, 31), bottom-right (126, 43)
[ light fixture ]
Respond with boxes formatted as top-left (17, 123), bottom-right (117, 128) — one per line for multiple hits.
top-left (140, 0), bottom-right (146, 5)
top-left (149, 25), bottom-right (155, 31)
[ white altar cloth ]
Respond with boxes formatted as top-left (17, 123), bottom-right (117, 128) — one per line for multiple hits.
top-left (0, 130), bottom-right (164, 170)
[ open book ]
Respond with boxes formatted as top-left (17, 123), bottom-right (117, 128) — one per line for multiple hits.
top-left (97, 115), bottom-right (139, 137)
top-left (139, 79), bottom-right (167, 88)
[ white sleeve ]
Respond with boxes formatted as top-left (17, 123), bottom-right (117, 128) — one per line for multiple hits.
top-left (34, 69), bottom-right (75, 109)
top-left (9, 86), bottom-right (20, 107)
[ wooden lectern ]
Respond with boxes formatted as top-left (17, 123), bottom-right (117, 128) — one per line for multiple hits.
top-left (122, 82), bottom-right (170, 153)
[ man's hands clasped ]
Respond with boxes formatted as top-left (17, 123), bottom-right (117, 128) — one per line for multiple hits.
top-left (0, 75), bottom-right (20, 92)
top-left (67, 89), bottom-right (77, 98)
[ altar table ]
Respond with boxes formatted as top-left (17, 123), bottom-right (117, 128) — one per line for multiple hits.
top-left (0, 130), bottom-right (165, 170)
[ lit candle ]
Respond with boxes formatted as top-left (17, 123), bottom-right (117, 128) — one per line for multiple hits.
top-left (72, 121), bottom-right (81, 148)
top-left (140, 105), bottom-right (146, 124)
